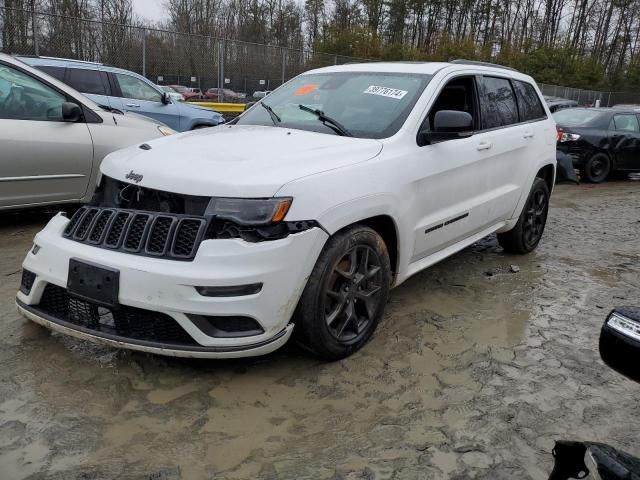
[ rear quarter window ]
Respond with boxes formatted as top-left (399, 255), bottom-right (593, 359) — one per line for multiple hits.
top-left (513, 81), bottom-right (546, 121)
top-left (479, 76), bottom-right (518, 129)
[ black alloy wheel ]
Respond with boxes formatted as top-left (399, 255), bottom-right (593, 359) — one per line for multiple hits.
top-left (324, 244), bottom-right (383, 343)
top-left (293, 225), bottom-right (391, 360)
top-left (522, 187), bottom-right (548, 251)
top-left (497, 177), bottom-right (550, 254)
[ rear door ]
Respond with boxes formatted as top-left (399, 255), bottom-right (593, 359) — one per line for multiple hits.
top-left (109, 72), bottom-right (179, 129)
top-left (64, 67), bottom-right (114, 108)
top-left (0, 61), bottom-right (93, 208)
top-left (611, 114), bottom-right (640, 170)
top-left (475, 75), bottom-right (530, 219)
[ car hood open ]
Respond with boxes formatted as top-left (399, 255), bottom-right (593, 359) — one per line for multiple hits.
top-left (100, 125), bottom-right (383, 197)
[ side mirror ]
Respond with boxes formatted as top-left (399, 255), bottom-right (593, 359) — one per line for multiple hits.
top-left (62, 102), bottom-right (83, 122)
top-left (599, 306), bottom-right (640, 383)
top-left (161, 92), bottom-right (171, 105)
top-left (420, 110), bottom-right (473, 145)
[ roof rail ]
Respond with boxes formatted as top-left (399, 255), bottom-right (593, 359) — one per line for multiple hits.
top-left (449, 59), bottom-right (519, 72)
top-left (15, 54), bottom-right (104, 66)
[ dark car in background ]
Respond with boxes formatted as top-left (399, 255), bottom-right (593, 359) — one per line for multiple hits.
top-left (544, 96), bottom-right (578, 113)
top-left (555, 108), bottom-right (640, 182)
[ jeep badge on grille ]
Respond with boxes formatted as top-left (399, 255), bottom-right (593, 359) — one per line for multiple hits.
top-left (125, 170), bottom-right (143, 184)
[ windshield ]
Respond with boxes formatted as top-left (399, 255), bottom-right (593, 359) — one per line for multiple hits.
top-left (236, 71), bottom-right (432, 139)
top-left (553, 109), bottom-right (606, 126)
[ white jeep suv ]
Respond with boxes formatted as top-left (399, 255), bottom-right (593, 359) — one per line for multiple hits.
top-left (17, 61), bottom-right (556, 360)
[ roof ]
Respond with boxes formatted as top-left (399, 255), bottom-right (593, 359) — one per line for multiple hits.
top-left (306, 60), bottom-right (533, 81)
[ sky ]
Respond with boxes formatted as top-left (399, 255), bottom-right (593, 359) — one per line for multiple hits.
top-left (133, 0), bottom-right (166, 23)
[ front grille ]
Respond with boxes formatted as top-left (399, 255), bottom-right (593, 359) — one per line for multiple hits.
top-left (64, 207), bottom-right (207, 261)
top-left (20, 270), bottom-right (36, 295)
top-left (37, 284), bottom-right (197, 346)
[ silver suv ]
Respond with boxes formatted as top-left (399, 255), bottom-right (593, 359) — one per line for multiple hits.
top-left (0, 54), bottom-right (173, 211)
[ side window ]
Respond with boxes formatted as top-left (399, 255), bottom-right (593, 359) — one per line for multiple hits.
top-left (423, 75), bottom-right (478, 132)
top-left (613, 114), bottom-right (640, 132)
top-left (114, 73), bottom-right (162, 102)
top-left (0, 63), bottom-right (66, 121)
top-left (513, 80), bottom-right (546, 122)
top-left (66, 68), bottom-right (108, 96)
top-left (38, 66), bottom-right (66, 82)
top-left (479, 76), bottom-right (518, 129)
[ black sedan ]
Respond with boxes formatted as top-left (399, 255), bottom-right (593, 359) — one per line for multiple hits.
top-left (554, 108), bottom-right (640, 182)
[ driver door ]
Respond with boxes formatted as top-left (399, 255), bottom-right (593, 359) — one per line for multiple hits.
top-left (0, 61), bottom-right (93, 208)
top-left (109, 72), bottom-right (179, 130)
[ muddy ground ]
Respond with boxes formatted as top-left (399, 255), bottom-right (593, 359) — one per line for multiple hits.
top-left (0, 182), bottom-right (639, 480)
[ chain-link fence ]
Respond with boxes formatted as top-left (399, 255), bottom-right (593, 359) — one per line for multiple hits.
top-left (0, 6), bottom-right (367, 101)
top-left (3, 6), bottom-right (640, 106)
top-left (537, 83), bottom-right (640, 107)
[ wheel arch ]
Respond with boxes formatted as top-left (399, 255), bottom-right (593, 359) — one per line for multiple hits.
top-left (536, 163), bottom-right (556, 193)
top-left (327, 214), bottom-right (401, 277)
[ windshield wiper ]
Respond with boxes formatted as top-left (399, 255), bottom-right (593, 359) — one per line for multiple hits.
top-left (298, 104), bottom-right (352, 137)
top-left (260, 102), bottom-right (281, 125)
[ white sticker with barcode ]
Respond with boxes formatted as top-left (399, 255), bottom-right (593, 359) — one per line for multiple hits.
top-left (363, 85), bottom-right (408, 99)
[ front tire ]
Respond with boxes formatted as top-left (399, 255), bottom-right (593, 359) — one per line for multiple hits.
top-left (497, 177), bottom-right (550, 254)
top-left (293, 226), bottom-right (391, 360)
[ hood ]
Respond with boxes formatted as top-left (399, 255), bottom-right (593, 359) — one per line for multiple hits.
top-left (100, 125), bottom-right (383, 197)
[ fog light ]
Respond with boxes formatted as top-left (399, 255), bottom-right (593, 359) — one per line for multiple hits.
top-left (195, 283), bottom-right (262, 297)
top-left (608, 312), bottom-right (640, 342)
top-left (31, 244), bottom-right (41, 255)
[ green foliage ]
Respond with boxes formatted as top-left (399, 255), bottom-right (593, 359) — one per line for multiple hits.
top-left (315, 30), bottom-right (615, 90)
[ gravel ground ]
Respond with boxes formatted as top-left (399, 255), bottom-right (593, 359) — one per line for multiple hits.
top-left (0, 181), bottom-right (639, 480)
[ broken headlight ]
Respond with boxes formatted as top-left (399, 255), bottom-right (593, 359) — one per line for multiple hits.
top-left (204, 197), bottom-right (292, 225)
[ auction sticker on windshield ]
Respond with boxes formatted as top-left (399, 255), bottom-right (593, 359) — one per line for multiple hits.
top-left (364, 85), bottom-right (408, 99)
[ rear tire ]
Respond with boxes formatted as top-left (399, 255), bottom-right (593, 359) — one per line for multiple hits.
top-left (581, 153), bottom-right (611, 183)
top-left (293, 226), bottom-right (391, 360)
top-left (497, 177), bottom-right (550, 254)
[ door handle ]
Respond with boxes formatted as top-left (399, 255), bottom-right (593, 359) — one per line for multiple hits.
top-left (523, 130), bottom-right (534, 138)
top-left (476, 140), bottom-right (492, 151)
top-left (126, 103), bottom-right (140, 108)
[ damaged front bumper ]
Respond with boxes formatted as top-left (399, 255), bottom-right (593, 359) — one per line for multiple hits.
top-left (16, 213), bottom-right (328, 358)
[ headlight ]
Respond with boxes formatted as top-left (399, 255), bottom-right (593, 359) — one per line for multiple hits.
top-left (205, 197), bottom-right (292, 225)
top-left (158, 125), bottom-right (176, 136)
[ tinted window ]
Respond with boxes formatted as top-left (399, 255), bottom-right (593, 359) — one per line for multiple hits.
top-left (613, 114), bottom-right (640, 132)
top-left (480, 76), bottom-right (518, 129)
top-left (67, 68), bottom-right (107, 95)
top-left (115, 73), bottom-right (162, 102)
top-left (38, 66), bottom-right (66, 82)
top-left (0, 63), bottom-right (66, 121)
top-left (513, 81), bottom-right (546, 121)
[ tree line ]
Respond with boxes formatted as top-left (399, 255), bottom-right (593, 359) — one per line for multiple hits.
top-left (3, 0), bottom-right (640, 91)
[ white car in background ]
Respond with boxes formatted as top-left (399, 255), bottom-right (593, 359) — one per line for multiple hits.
top-left (0, 53), bottom-right (174, 210)
top-left (158, 85), bottom-right (184, 102)
top-left (17, 61), bottom-right (555, 360)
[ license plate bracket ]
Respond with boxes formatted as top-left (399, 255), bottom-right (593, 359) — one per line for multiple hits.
top-left (67, 258), bottom-right (120, 308)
